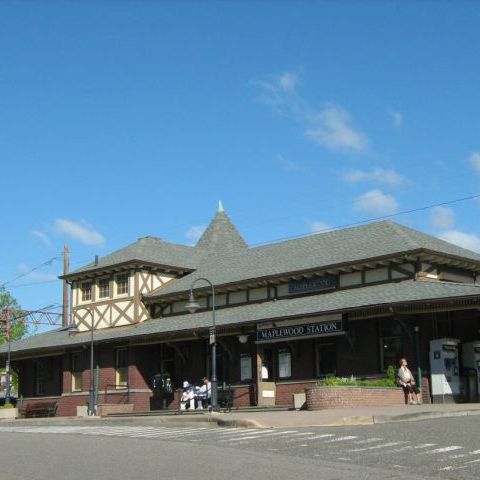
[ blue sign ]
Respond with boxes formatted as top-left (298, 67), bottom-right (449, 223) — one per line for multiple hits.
top-left (288, 276), bottom-right (336, 294)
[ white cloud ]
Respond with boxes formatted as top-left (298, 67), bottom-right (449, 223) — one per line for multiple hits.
top-left (54, 219), bottom-right (105, 247)
top-left (354, 189), bottom-right (399, 216)
top-left (17, 263), bottom-right (58, 282)
top-left (278, 72), bottom-right (298, 92)
top-left (276, 154), bottom-right (301, 171)
top-left (31, 230), bottom-right (52, 247)
top-left (437, 230), bottom-right (480, 253)
top-left (343, 168), bottom-right (407, 186)
top-left (306, 105), bottom-right (368, 152)
top-left (388, 110), bottom-right (403, 128)
top-left (253, 72), bottom-right (368, 153)
top-left (185, 225), bottom-right (206, 245)
top-left (308, 221), bottom-right (334, 234)
top-left (430, 206), bottom-right (455, 230)
top-left (469, 152), bottom-right (480, 174)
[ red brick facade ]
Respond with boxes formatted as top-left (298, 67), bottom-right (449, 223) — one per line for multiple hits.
top-left (306, 386), bottom-right (406, 410)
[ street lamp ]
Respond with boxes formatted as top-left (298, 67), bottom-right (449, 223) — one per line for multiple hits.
top-left (185, 278), bottom-right (218, 411)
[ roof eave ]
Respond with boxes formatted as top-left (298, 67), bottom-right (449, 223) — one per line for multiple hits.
top-left (60, 260), bottom-right (195, 281)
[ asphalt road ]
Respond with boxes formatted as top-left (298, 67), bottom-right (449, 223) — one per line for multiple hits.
top-left (0, 417), bottom-right (479, 480)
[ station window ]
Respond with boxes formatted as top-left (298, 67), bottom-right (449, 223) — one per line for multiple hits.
top-left (98, 278), bottom-right (110, 299)
top-left (81, 281), bottom-right (92, 302)
top-left (35, 358), bottom-right (54, 396)
top-left (116, 273), bottom-right (129, 295)
top-left (379, 320), bottom-right (403, 371)
top-left (71, 354), bottom-right (83, 392)
top-left (240, 354), bottom-right (252, 381)
top-left (278, 349), bottom-right (292, 378)
top-left (315, 341), bottom-right (336, 377)
top-left (115, 349), bottom-right (129, 388)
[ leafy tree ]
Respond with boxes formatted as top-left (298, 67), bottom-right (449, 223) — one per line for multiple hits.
top-left (0, 286), bottom-right (28, 344)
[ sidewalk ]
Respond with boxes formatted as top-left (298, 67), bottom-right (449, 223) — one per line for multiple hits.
top-left (4, 403), bottom-right (480, 429)
top-left (214, 403), bottom-right (480, 428)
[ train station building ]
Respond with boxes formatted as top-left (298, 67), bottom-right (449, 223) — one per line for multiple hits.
top-left (2, 204), bottom-right (480, 416)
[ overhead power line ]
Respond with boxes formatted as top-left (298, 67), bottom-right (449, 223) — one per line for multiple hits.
top-left (251, 192), bottom-right (480, 246)
top-left (0, 256), bottom-right (59, 288)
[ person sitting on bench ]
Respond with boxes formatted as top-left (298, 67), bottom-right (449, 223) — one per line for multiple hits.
top-left (180, 381), bottom-right (195, 410)
top-left (196, 377), bottom-right (211, 410)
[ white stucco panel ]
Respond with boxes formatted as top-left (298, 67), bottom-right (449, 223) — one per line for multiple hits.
top-left (365, 267), bottom-right (388, 283)
top-left (339, 272), bottom-right (362, 287)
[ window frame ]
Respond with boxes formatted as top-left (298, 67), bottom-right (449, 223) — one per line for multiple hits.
top-left (115, 273), bottom-right (129, 296)
top-left (278, 348), bottom-right (292, 379)
top-left (97, 277), bottom-right (110, 299)
top-left (71, 353), bottom-right (83, 392)
top-left (80, 281), bottom-right (92, 302)
top-left (115, 349), bottom-right (129, 389)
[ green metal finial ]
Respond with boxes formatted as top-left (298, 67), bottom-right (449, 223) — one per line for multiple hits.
top-left (217, 200), bottom-right (224, 213)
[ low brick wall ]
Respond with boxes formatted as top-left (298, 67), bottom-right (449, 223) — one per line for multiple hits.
top-left (306, 386), bottom-right (405, 410)
top-left (96, 403), bottom-right (134, 416)
top-left (276, 382), bottom-right (317, 406)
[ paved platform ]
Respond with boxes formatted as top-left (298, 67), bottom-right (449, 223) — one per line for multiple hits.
top-left (4, 403), bottom-right (480, 429)
top-left (214, 403), bottom-right (480, 428)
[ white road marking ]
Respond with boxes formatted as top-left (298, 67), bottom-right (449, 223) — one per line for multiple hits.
top-left (348, 441), bottom-right (408, 452)
top-left (423, 446), bottom-right (463, 455)
top-left (443, 449), bottom-right (480, 460)
top-left (308, 434), bottom-right (335, 440)
top-left (324, 436), bottom-right (357, 443)
top-left (353, 438), bottom-right (383, 445)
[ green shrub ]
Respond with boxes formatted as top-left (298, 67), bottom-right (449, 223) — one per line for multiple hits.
top-left (316, 372), bottom-right (397, 388)
top-left (0, 402), bottom-right (15, 409)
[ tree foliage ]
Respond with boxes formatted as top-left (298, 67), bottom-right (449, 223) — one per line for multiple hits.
top-left (0, 286), bottom-right (29, 344)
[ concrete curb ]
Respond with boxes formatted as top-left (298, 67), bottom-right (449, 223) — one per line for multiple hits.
top-left (216, 418), bottom-right (266, 429)
top-left (373, 408), bottom-right (480, 424)
top-left (214, 409), bottom-right (480, 429)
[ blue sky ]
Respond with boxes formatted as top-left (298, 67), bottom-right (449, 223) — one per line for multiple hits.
top-left (1, 1), bottom-right (480, 323)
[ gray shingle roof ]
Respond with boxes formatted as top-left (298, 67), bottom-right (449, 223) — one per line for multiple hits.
top-left (145, 220), bottom-right (480, 299)
top-left (64, 210), bottom-right (248, 278)
top-left (196, 211), bottom-right (248, 253)
top-left (3, 280), bottom-right (480, 357)
top-left (66, 236), bottom-right (200, 277)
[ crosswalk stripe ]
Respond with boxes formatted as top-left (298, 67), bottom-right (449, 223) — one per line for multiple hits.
top-left (348, 441), bottom-right (408, 452)
top-left (353, 438), bottom-right (383, 445)
top-left (445, 449), bottom-right (480, 460)
top-left (324, 436), bottom-right (357, 443)
top-left (424, 446), bottom-right (463, 455)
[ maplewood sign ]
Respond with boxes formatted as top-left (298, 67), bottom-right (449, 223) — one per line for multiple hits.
top-left (256, 318), bottom-right (345, 343)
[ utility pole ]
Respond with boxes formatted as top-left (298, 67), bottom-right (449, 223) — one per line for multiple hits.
top-left (62, 245), bottom-right (70, 327)
top-left (0, 309), bottom-right (12, 404)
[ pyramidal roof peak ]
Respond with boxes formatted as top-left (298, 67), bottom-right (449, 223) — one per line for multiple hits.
top-left (196, 202), bottom-right (248, 253)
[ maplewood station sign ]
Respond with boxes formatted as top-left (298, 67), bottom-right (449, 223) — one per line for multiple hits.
top-left (256, 317), bottom-right (345, 343)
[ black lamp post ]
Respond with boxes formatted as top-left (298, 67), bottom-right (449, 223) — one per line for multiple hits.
top-left (185, 277), bottom-right (218, 411)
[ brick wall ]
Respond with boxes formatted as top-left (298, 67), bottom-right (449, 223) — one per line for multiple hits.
top-left (276, 382), bottom-right (317, 406)
top-left (306, 386), bottom-right (405, 410)
top-left (57, 394), bottom-right (88, 417)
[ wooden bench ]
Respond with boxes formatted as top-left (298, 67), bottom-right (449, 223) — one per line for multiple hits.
top-left (218, 388), bottom-right (234, 411)
top-left (19, 401), bottom-right (58, 418)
